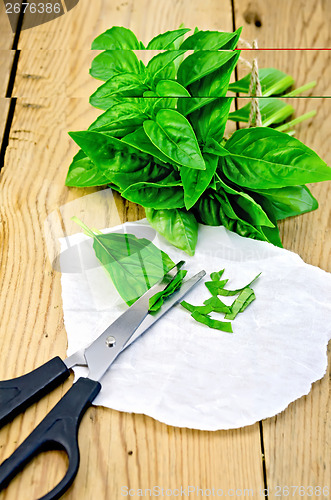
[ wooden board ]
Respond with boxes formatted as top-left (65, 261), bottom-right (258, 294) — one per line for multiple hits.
top-left (0, 1), bottom-right (16, 49)
top-left (0, 1), bottom-right (267, 498)
top-left (233, 1), bottom-right (331, 498)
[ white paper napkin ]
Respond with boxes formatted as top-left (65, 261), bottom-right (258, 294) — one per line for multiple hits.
top-left (60, 220), bottom-right (331, 430)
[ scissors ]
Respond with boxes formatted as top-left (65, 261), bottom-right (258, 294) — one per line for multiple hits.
top-left (0, 264), bottom-right (206, 500)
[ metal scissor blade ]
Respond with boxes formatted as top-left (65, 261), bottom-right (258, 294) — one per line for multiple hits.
top-left (83, 264), bottom-right (181, 381)
top-left (126, 269), bottom-right (206, 347)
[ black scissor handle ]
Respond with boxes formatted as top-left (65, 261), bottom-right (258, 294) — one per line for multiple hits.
top-left (0, 377), bottom-right (101, 500)
top-left (0, 357), bottom-right (70, 428)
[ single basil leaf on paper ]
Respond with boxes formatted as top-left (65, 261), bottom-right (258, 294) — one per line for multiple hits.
top-left (121, 177), bottom-right (185, 209)
top-left (73, 219), bottom-right (175, 306)
top-left (88, 102), bottom-right (147, 135)
top-left (179, 27), bottom-right (242, 50)
top-left (191, 311), bottom-right (233, 333)
top-left (89, 50), bottom-right (141, 81)
top-left (228, 68), bottom-right (295, 96)
top-left (221, 128), bottom-right (331, 189)
top-left (65, 150), bottom-right (111, 187)
top-left (145, 207), bottom-right (198, 256)
top-left (90, 74), bottom-right (148, 110)
top-left (146, 50), bottom-right (186, 85)
top-left (144, 109), bottom-right (205, 170)
top-left (121, 126), bottom-right (179, 166)
top-left (146, 28), bottom-right (191, 49)
top-left (149, 269), bottom-right (188, 312)
top-left (224, 287), bottom-right (256, 320)
top-left (228, 98), bottom-right (294, 127)
top-left (253, 185), bottom-right (318, 220)
top-left (179, 152), bottom-right (218, 210)
top-left (189, 98), bottom-right (233, 143)
top-left (155, 80), bottom-right (190, 97)
top-left (177, 50), bottom-right (238, 88)
top-left (91, 26), bottom-right (140, 50)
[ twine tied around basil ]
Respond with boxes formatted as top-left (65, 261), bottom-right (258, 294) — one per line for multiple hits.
top-left (238, 39), bottom-right (263, 127)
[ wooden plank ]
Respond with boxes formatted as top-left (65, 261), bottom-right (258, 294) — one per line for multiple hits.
top-left (233, 1), bottom-right (331, 497)
top-left (233, 0), bottom-right (331, 48)
top-left (0, 0), bottom-right (16, 49)
top-left (0, 98), bottom-right (10, 142)
top-left (0, 51), bottom-right (15, 97)
top-left (18, 0), bottom-right (235, 49)
top-left (0, 1), bottom-right (265, 498)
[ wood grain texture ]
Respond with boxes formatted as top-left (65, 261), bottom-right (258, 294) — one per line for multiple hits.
top-left (233, 1), bottom-right (331, 498)
top-left (0, 1), bottom-right (16, 49)
top-left (18, 0), bottom-right (234, 49)
top-left (0, 51), bottom-right (15, 97)
top-left (0, 98), bottom-right (10, 142)
top-left (0, 1), bottom-right (267, 499)
top-left (233, 0), bottom-right (331, 48)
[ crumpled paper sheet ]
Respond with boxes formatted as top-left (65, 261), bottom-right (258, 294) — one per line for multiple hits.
top-left (60, 220), bottom-right (331, 430)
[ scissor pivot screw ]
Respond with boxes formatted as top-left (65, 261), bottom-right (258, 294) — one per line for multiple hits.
top-left (105, 335), bottom-right (116, 347)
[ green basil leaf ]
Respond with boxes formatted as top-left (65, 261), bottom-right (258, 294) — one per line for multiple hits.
top-left (177, 53), bottom-right (239, 116)
top-left (111, 161), bottom-right (177, 192)
top-left (88, 102), bottom-right (146, 135)
top-left (147, 28), bottom-right (191, 49)
top-left (90, 74), bottom-right (148, 110)
top-left (143, 109), bottom-right (205, 170)
top-left (189, 97), bottom-right (233, 143)
top-left (186, 51), bottom-right (240, 96)
top-left (221, 128), bottom-right (331, 188)
top-left (122, 126), bottom-right (179, 166)
top-left (191, 311), bottom-right (233, 333)
top-left (215, 175), bottom-right (275, 228)
top-left (205, 279), bottom-right (229, 295)
top-left (68, 130), bottom-right (148, 171)
top-left (210, 270), bottom-right (225, 281)
top-left (195, 191), bottom-right (270, 242)
top-left (89, 50), bottom-right (140, 81)
top-left (180, 300), bottom-right (213, 314)
top-left (203, 296), bottom-right (231, 313)
top-left (91, 27), bottom-right (140, 50)
top-left (179, 27), bottom-right (241, 50)
top-left (228, 68), bottom-right (294, 96)
top-left (73, 221), bottom-right (175, 306)
top-left (177, 50), bottom-right (238, 87)
top-left (149, 269), bottom-right (187, 312)
top-left (225, 287), bottom-right (256, 320)
top-left (216, 273), bottom-right (261, 296)
top-left (254, 185), bottom-right (318, 219)
top-left (122, 178), bottom-right (185, 209)
top-left (146, 50), bottom-right (186, 85)
top-left (228, 98), bottom-right (294, 127)
top-left (180, 152), bottom-right (218, 210)
top-left (65, 150), bottom-right (111, 187)
top-left (145, 207), bottom-right (198, 256)
top-left (155, 80), bottom-right (190, 97)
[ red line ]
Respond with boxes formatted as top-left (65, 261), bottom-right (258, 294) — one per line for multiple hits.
top-left (236, 48), bottom-right (331, 50)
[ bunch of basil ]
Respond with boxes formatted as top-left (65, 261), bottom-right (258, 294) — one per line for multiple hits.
top-left (66, 26), bottom-right (331, 255)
